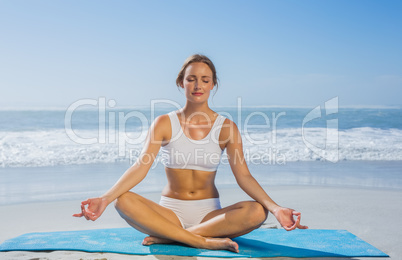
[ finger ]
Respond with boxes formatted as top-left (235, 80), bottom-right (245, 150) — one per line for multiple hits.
top-left (295, 214), bottom-right (308, 229)
top-left (83, 206), bottom-right (97, 220)
top-left (283, 219), bottom-right (297, 231)
top-left (81, 199), bottom-right (90, 205)
top-left (286, 223), bottom-right (297, 231)
top-left (88, 210), bottom-right (97, 220)
top-left (292, 211), bottom-right (301, 216)
top-left (72, 213), bottom-right (83, 217)
top-left (81, 202), bottom-right (95, 215)
top-left (286, 214), bottom-right (301, 231)
top-left (295, 213), bottom-right (301, 226)
top-left (283, 225), bottom-right (293, 231)
top-left (81, 204), bottom-right (90, 220)
top-left (81, 205), bottom-right (88, 220)
top-left (296, 218), bottom-right (308, 229)
top-left (283, 223), bottom-right (297, 231)
top-left (89, 214), bottom-right (98, 221)
top-left (298, 224), bottom-right (309, 229)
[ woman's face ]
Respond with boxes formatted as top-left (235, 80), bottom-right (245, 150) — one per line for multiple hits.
top-left (181, 62), bottom-right (214, 102)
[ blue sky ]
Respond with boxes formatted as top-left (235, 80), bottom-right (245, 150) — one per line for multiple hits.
top-left (0, 0), bottom-right (401, 108)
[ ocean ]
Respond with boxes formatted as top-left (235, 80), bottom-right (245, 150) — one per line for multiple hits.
top-left (1, 104), bottom-right (402, 205)
top-left (1, 105), bottom-right (402, 167)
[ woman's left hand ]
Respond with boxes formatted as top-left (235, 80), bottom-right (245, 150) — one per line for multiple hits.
top-left (272, 206), bottom-right (308, 231)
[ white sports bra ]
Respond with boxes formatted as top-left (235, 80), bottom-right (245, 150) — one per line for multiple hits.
top-left (159, 111), bottom-right (226, 172)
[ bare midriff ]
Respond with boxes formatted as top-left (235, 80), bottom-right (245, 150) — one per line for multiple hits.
top-left (161, 167), bottom-right (219, 200)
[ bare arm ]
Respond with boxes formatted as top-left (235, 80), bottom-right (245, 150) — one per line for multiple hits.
top-left (225, 120), bottom-right (308, 230)
top-left (225, 121), bottom-right (279, 212)
top-left (73, 115), bottom-right (166, 220)
top-left (102, 115), bottom-right (165, 203)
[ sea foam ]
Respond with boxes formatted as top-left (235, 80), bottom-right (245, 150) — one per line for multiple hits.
top-left (1, 127), bottom-right (401, 167)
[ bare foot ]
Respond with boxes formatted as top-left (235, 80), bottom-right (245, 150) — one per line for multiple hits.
top-left (143, 235), bottom-right (239, 253)
top-left (204, 237), bottom-right (239, 253)
top-left (142, 236), bottom-right (174, 246)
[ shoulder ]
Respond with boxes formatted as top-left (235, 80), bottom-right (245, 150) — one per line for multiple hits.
top-left (149, 113), bottom-right (172, 143)
top-left (154, 113), bottom-right (171, 126)
top-left (153, 112), bottom-right (173, 131)
top-left (220, 116), bottom-right (239, 131)
top-left (220, 117), bottom-right (242, 145)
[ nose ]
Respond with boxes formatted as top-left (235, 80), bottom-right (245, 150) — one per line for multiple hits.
top-left (194, 80), bottom-right (201, 90)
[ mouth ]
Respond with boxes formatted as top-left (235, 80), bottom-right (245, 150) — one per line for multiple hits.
top-left (192, 92), bottom-right (203, 96)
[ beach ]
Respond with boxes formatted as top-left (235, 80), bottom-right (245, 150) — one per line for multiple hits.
top-left (1, 107), bottom-right (401, 259)
top-left (2, 0), bottom-right (401, 258)
top-left (1, 161), bottom-right (401, 260)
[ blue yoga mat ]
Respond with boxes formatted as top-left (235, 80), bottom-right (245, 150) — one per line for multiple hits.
top-left (0, 228), bottom-right (388, 258)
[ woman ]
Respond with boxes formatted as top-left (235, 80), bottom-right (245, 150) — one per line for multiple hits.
top-left (73, 54), bottom-right (307, 253)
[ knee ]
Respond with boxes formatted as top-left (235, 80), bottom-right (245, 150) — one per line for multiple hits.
top-left (241, 201), bottom-right (268, 228)
top-left (114, 191), bottom-right (139, 212)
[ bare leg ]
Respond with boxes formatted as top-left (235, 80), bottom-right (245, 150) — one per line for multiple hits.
top-left (191, 201), bottom-right (268, 238)
top-left (114, 192), bottom-right (239, 252)
top-left (144, 201), bottom-right (268, 245)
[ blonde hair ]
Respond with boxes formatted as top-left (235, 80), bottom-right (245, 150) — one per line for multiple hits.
top-left (176, 54), bottom-right (219, 91)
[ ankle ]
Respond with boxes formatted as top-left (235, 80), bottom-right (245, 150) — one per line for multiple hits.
top-left (193, 234), bottom-right (208, 249)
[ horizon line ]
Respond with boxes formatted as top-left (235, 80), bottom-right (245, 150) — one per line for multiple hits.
top-left (0, 104), bottom-right (401, 111)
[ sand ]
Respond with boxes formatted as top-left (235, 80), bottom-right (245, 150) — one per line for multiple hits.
top-left (1, 185), bottom-right (400, 260)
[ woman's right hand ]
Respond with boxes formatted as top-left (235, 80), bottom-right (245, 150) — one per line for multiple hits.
top-left (72, 197), bottom-right (109, 221)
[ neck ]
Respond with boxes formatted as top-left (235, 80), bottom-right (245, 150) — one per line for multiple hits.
top-left (180, 101), bottom-right (213, 122)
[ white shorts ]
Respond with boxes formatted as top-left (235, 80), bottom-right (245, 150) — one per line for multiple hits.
top-left (159, 196), bottom-right (222, 229)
